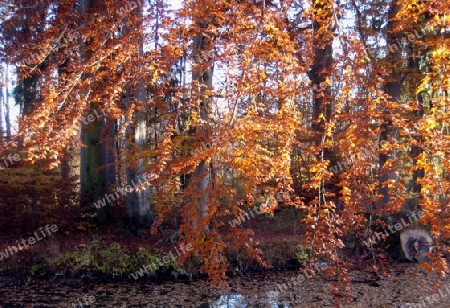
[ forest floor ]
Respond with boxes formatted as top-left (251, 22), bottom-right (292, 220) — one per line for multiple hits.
top-left (0, 206), bottom-right (308, 281)
top-left (1, 205), bottom-right (449, 307)
top-left (1, 263), bottom-right (450, 307)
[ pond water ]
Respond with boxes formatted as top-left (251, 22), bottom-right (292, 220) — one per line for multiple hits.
top-left (1, 264), bottom-right (450, 307)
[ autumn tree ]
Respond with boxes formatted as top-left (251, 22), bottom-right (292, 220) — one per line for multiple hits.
top-left (393, 0), bottom-right (450, 273)
top-left (2, 0), bottom-right (450, 296)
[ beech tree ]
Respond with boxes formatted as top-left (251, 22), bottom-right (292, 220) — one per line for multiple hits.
top-left (1, 0), bottom-right (449, 299)
top-left (122, 0), bottom-right (154, 232)
top-left (183, 3), bottom-right (214, 232)
top-left (78, 0), bottom-right (113, 223)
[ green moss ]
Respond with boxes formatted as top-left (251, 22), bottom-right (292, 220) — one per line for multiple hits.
top-left (296, 244), bottom-right (309, 263)
top-left (45, 241), bottom-right (159, 277)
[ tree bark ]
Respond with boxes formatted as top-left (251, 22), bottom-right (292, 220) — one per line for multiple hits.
top-left (186, 25), bottom-right (214, 231)
top-left (0, 65), bottom-right (4, 138)
top-left (124, 87), bottom-right (153, 231)
top-left (400, 227), bottom-right (432, 262)
top-left (79, 0), bottom-right (112, 223)
top-left (379, 1), bottom-right (401, 207)
top-left (309, 44), bottom-right (333, 136)
top-left (124, 3), bottom-right (153, 232)
top-left (4, 64), bottom-right (11, 137)
top-left (307, 0), bottom-right (335, 202)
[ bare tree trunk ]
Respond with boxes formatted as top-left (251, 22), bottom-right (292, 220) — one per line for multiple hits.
top-left (61, 146), bottom-right (78, 179)
top-left (79, 0), bottom-right (111, 223)
top-left (104, 118), bottom-right (117, 189)
top-left (80, 111), bottom-right (111, 221)
top-left (125, 87), bottom-right (153, 231)
top-left (4, 63), bottom-right (11, 137)
top-left (0, 64), bottom-right (4, 138)
top-left (124, 3), bottom-right (153, 232)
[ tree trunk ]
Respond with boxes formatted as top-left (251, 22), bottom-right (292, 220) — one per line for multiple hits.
top-left (124, 3), bottom-right (153, 232)
top-left (79, 0), bottom-right (111, 223)
top-left (307, 0), bottom-right (334, 202)
top-left (0, 65), bottom-right (4, 138)
top-left (400, 227), bottom-right (432, 262)
top-left (186, 26), bottom-right (214, 231)
top-left (379, 1), bottom-right (401, 207)
top-left (4, 64), bottom-right (11, 137)
top-left (59, 62), bottom-right (81, 185)
top-left (61, 146), bottom-right (78, 179)
top-left (309, 44), bottom-right (333, 136)
top-left (408, 16), bottom-right (429, 204)
top-left (409, 56), bottom-right (425, 208)
top-left (124, 89), bottom-right (153, 231)
top-left (80, 111), bottom-right (111, 222)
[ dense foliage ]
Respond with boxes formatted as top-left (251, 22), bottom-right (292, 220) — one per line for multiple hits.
top-left (0, 0), bottom-right (449, 303)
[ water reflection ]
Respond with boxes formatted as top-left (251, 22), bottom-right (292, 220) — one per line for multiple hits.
top-left (210, 293), bottom-right (291, 308)
top-left (212, 294), bottom-right (250, 307)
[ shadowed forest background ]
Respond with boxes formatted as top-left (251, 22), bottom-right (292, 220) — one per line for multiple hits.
top-left (0, 0), bottom-right (449, 305)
